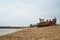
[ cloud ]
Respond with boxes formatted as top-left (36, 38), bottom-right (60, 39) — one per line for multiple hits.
top-left (0, 0), bottom-right (60, 26)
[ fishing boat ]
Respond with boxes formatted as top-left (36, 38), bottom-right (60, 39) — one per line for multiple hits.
top-left (30, 17), bottom-right (56, 27)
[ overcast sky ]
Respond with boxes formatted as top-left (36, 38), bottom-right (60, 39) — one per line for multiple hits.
top-left (0, 0), bottom-right (60, 26)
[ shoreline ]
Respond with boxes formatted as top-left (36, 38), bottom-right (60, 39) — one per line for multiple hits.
top-left (0, 26), bottom-right (60, 40)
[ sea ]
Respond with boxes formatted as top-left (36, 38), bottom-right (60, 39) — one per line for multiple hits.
top-left (0, 29), bottom-right (21, 36)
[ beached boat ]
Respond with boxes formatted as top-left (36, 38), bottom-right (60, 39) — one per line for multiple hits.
top-left (30, 17), bottom-right (56, 27)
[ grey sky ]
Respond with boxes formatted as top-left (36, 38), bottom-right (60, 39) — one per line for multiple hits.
top-left (0, 0), bottom-right (60, 26)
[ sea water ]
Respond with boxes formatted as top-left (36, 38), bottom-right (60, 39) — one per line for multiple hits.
top-left (0, 29), bottom-right (21, 36)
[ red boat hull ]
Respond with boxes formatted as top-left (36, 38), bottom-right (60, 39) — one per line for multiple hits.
top-left (37, 21), bottom-right (56, 27)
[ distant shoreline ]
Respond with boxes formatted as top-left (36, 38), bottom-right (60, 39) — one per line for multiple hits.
top-left (0, 27), bottom-right (26, 29)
